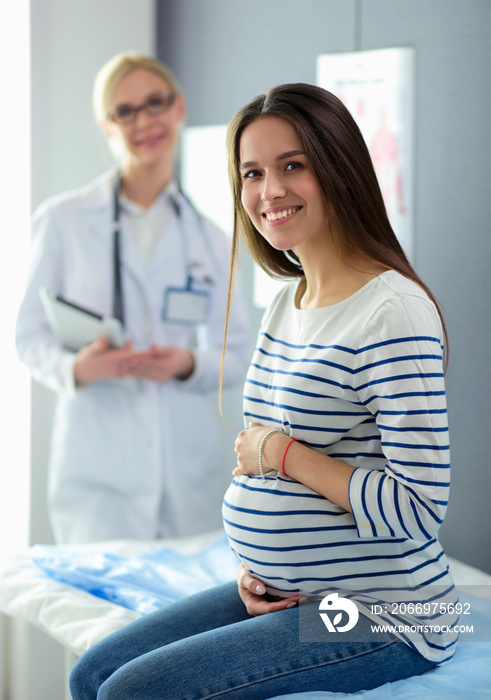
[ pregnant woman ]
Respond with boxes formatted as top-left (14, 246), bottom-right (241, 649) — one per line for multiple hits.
top-left (70, 83), bottom-right (456, 699)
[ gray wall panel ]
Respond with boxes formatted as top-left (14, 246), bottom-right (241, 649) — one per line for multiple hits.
top-left (158, 0), bottom-right (357, 124)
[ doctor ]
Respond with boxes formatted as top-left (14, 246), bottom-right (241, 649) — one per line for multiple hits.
top-left (16, 52), bottom-right (251, 544)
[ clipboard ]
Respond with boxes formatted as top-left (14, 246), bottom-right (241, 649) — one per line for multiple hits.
top-left (39, 287), bottom-right (125, 351)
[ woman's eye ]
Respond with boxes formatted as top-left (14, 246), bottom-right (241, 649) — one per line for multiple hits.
top-left (114, 105), bottom-right (133, 119)
top-left (285, 161), bottom-right (303, 171)
top-left (148, 96), bottom-right (166, 108)
top-left (242, 170), bottom-right (260, 180)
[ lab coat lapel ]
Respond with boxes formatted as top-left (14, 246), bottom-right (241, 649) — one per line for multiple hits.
top-left (79, 175), bottom-right (189, 289)
top-left (80, 170), bottom-right (114, 246)
top-left (119, 225), bottom-right (147, 281)
top-left (84, 172), bottom-right (148, 283)
top-left (144, 213), bottom-right (184, 281)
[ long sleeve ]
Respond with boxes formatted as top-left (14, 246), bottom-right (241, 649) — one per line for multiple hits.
top-left (15, 201), bottom-right (78, 396)
top-left (348, 293), bottom-right (449, 542)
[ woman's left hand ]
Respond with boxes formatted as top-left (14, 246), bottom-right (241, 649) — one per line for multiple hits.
top-left (233, 423), bottom-right (285, 477)
top-left (237, 564), bottom-right (301, 616)
top-left (120, 345), bottom-right (194, 383)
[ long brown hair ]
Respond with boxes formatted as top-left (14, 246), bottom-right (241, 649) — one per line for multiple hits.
top-left (220, 83), bottom-right (447, 414)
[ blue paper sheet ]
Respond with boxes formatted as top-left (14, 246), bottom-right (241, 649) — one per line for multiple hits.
top-left (33, 533), bottom-right (238, 615)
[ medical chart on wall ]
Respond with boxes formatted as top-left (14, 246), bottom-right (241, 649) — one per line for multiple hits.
top-left (317, 47), bottom-right (415, 260)
top-left (181, 124), bottom-right (285, 308)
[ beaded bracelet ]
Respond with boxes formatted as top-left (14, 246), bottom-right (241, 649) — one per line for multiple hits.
top-left (258, 428), bottom-right (285, 483)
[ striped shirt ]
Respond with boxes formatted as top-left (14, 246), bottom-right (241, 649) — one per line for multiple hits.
top-left (222, 271), bottom-right (458, 664)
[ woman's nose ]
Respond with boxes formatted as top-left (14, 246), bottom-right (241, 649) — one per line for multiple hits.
top-left (133, 108), bottom-right (154, 127)
top-left (261, 172), bottom-right (287, 201)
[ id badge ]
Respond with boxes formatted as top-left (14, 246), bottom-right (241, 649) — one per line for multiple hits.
top-left (162, 278), bottom-right (211, 325)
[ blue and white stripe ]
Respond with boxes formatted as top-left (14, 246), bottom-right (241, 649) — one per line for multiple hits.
top-left (222, 271), bottom-right (457, 664)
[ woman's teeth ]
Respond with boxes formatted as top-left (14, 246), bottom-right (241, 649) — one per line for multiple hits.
top-left (265, 207), bottom-right (299, 221)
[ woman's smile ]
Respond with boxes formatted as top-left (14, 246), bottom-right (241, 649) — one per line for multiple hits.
top-left (134, 131), bottom-right (165, 150)
top-left (262, 205), bottom-right (303, 224)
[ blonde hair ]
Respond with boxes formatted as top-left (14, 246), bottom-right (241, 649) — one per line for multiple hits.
top-left (92, 51), bottom-right (180, 124)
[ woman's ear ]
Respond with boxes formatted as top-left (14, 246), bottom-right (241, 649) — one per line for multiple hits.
top-left (100, 119), bottom-right (116, 139)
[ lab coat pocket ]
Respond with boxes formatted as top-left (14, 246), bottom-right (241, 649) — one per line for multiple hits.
top-left (50, 382), bottom-right (145, 492)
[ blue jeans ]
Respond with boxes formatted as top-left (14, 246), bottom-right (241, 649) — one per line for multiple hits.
top-left (69, 581), bottom-right (434, 699)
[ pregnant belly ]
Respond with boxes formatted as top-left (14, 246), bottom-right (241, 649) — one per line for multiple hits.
top-left (222, 476), bottom-right (356, 596)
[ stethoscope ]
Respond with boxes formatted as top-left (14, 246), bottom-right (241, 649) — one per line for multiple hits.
top-left (111, 173), bottom-right (216, 327)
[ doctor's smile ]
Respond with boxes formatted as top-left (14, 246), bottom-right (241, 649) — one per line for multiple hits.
top-left (134, 132), bottom-right (165, 150)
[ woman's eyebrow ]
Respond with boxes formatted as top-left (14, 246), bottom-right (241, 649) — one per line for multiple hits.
top-left (239, 150), bottom-right (306, 170)
top-left (277, 149), bottom-right (305, 160)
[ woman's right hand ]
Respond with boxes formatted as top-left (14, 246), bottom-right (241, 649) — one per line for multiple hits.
top-left (73, 338), bottom-right (134, 387)
top-left (237, 564), bottom-right (301, 616)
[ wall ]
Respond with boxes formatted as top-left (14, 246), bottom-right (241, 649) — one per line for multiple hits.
top-left (157, 0), bottom-right (491, 574)
top-left (23, 4), bottom-right (156, 699)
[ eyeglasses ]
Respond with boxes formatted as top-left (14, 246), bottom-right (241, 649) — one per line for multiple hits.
top-left (107, 93), bottom-right (177, 125)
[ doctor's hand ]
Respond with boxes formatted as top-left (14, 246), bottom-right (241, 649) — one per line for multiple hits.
top-left (237, 564), bottom-right (301, 616)
top-left (120, 345), bottom-right (195, 383)
top-left (74, 338), bottom-right (135, 387)
top-left (233, 423), bottom-right (288, 478)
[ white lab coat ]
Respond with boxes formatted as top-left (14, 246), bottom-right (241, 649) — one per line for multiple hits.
top-left (16, 170), bottom-right (251, 544)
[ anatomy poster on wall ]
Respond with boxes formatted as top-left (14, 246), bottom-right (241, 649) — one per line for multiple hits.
top-left (317, 47), bottom-right (415, 260)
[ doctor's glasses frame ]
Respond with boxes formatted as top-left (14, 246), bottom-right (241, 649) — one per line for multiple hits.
top-left (107, 92), bottom-right (178, 125)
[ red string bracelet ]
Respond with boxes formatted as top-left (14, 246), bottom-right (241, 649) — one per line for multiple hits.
top-left (282, 439), bottom-right (296, 476)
